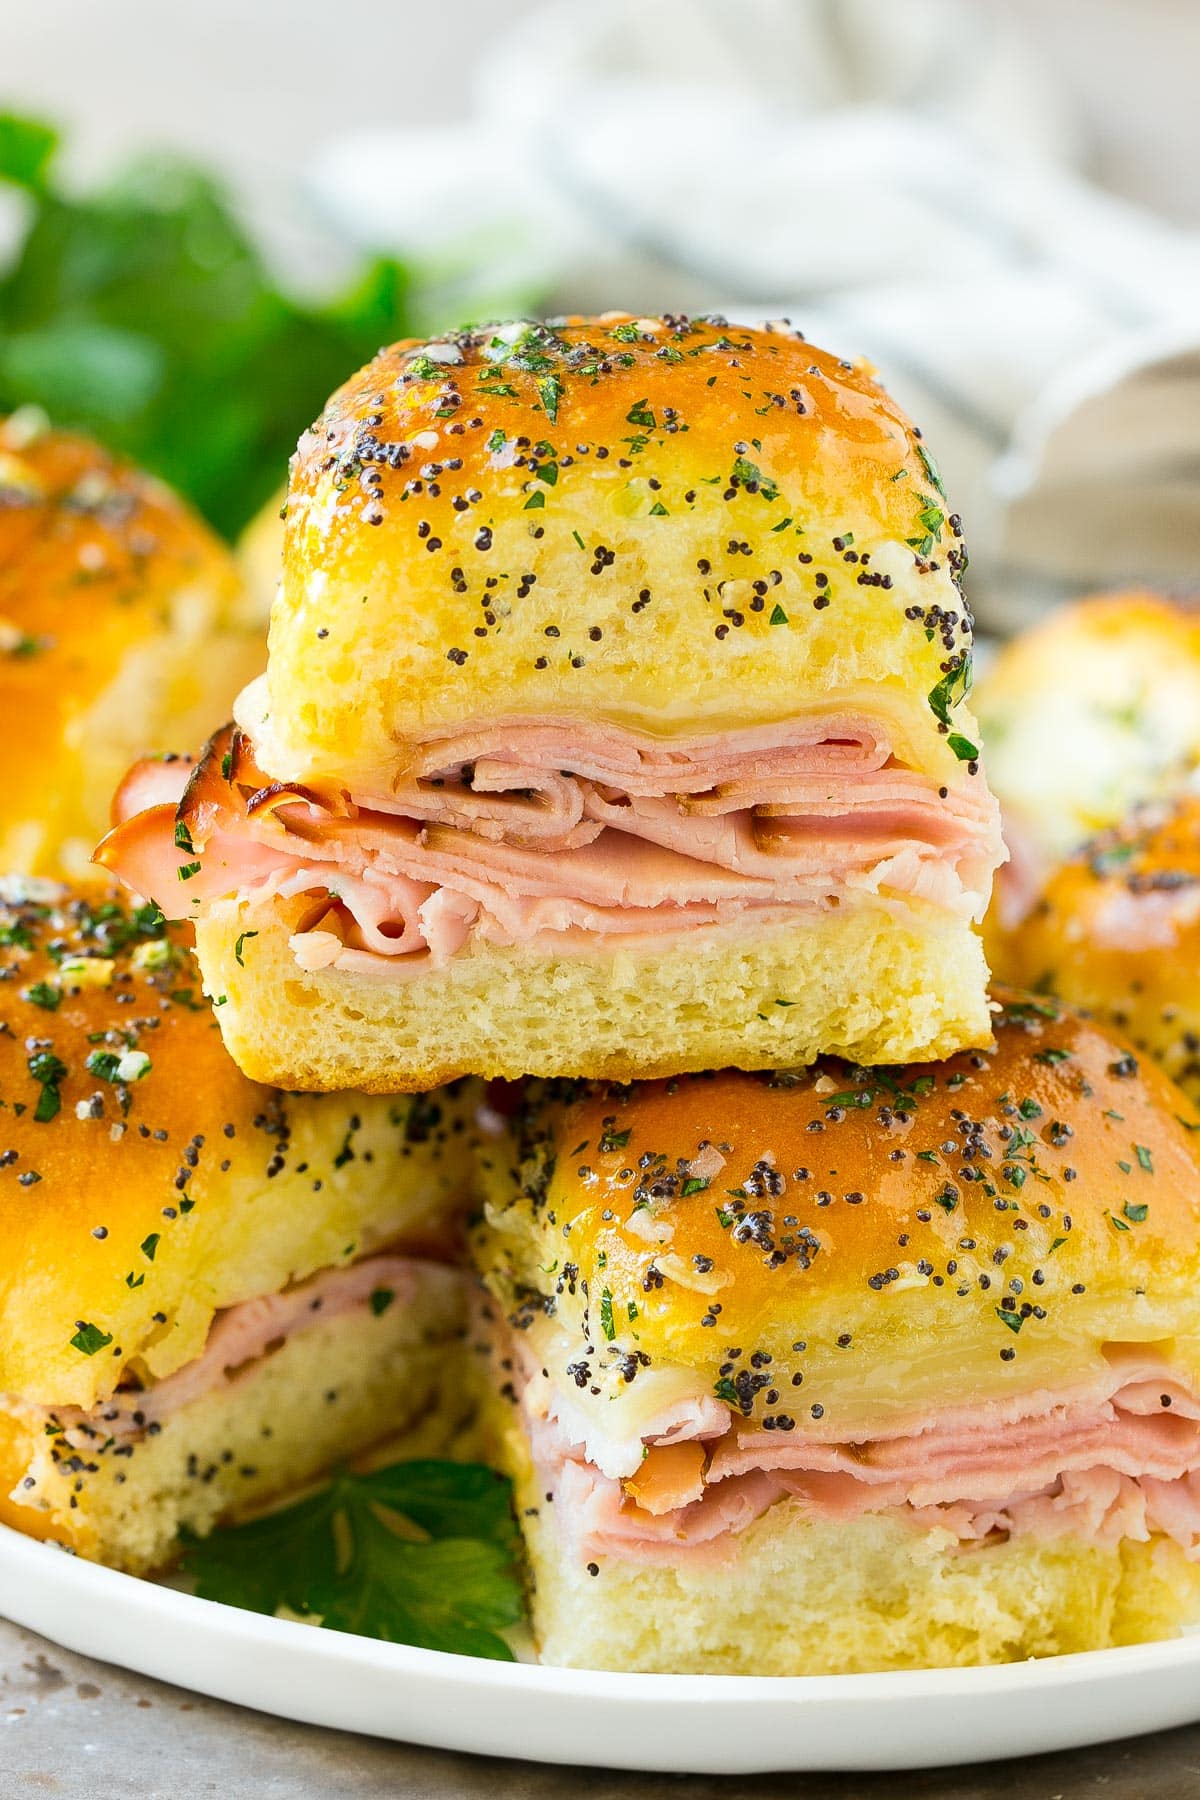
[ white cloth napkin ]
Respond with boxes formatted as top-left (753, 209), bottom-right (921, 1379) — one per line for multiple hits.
top-left (309, 0), bottom-right (1200, 631)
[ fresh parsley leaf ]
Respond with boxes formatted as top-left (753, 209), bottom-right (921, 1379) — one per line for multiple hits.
top-left (0, 114), bottom-right (58, 193)
top-left (181, 1460), bottom-right (523, 1660)
top-left (0, 116), bottom-right (440, 537)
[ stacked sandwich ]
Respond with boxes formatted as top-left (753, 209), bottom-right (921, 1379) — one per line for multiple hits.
top-left (13, 314), bottom-right (1200, 1673)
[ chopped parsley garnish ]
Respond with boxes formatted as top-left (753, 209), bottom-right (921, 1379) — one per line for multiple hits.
top-left (1135, 1144), bottom-right (1153, 1173)
top-left (769, 603), bottom-right (789, 626)
top-left (233, 930), bottom-right (258, 967)
top-left (27, 1048), bottom-right (67, 1123)
top-left (174, 820), bottom-right (195, 855)
top-left (141, 1233), bottom-right (160, 1261)
top-left (1123, 1201), bottom-right (1149, 1224)
top-left (713, 1376), bottom-right (739, 1406)
top-left (85, 1049), bottom-right (122, 1083)
top-left (24, 981), bottom-right (61, 1011)
top-left (180, 1460), bottom-right (523, 1660)
top-left (927, 655), bottom-right (972, 729)
top-left (680, 1176), bottom-right (709, 1197)
top-left (369, 1287), bottom-right (395, 1317)
top-left (599, 1288), bottom-right (616, 1342)
top-left (536, 374), bottom-right (563, 423)
top-left (598, 1126), bottom-right (631, 1153)
top-left (177, 860), bottom-right (202, 882)
top-left (995, 1306), bottom-right (1023, 1334)
top-left (731, 455), bottom-right (779, 502)
top-left (70, 1321), bottom-right (113, 1356)
top-left (947, 733), bottom-right (979, 762)
top-left (625, 398), bottom-right (655, 429)
top-left (917, 443), bottom-right (946, 497)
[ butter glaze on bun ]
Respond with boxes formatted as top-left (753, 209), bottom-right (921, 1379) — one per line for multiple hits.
top-left (100, 316), bottom-right (1003, 1086)
top-left (0, 878), bottom-right (477, 1569)
top-left (472, 995), bottom-right (1200, 1672)
top-left (0, 413), bottom-right (264, 878)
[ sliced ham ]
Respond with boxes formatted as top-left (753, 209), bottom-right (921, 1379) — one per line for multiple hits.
top-left (98, 711), bottom-right (1003, 970)
top-left (508, 1328), bottom-right (1200, 1566)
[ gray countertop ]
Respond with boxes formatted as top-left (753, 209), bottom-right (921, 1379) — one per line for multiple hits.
top-left (1, 1618), bottom-right (1198, 1799)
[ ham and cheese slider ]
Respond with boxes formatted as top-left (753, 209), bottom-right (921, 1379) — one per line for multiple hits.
top-left (99, 314), bottom-right (1003, 1089)
top-left (472, 997), bottom-right (1200, 1674)
top-left (0, 412), bottom-right (265, 880)
top-left (993, 797), bottom-right (1200, 1106)
top-left (976, 590), bottom-right (1200, 930)
top-left (0, 878), bottom-right (475, 1574)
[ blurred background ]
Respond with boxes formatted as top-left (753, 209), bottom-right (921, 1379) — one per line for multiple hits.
top-left (4, 0), bottom-right (1200, 628)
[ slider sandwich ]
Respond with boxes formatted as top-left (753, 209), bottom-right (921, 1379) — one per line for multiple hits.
top-left (0, 413), bottom-right (265, 880)
top-left (473, 997), bottom-right (1200, 1674)
top-left (0, 879), bottom-right (475, 1573)
top-left (993, 797), bottom-right (1200, 1106)
top-left (976, 590), bottom-right (1200, 928)
top-left (100, 314), bottom-right (1003, 1089)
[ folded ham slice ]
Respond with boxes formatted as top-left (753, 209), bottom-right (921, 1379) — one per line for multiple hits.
top-left (507, 1329), bottom-right (1200, 1566)
top-left (98, 711), bottom-right (1002, 974)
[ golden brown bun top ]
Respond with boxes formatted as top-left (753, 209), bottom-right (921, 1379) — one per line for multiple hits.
top-left (977, 589), bottom-right (1200, 870)
top-left (476, 995), bottom-right (1200, 1422)
top-left (264, 313), bottom-right (976, 788)
top-left (0, 878), bottom-right (477, 1408)
top-left (0, 414), bottom-right (249, 875)
top-left (994, 797), bottom-right (1200, 1102)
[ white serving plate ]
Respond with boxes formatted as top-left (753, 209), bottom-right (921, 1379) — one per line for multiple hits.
top-left (2, 1521), bottom-right (1198, 1774)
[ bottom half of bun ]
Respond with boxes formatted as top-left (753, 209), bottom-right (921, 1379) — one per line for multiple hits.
top-left (194, 892), bottom-right (994, 1088)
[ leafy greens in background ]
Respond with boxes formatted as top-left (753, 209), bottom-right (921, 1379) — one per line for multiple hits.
top-left (180, 1459), bottom-right (526, 1661)
top-left (0, 111), bottom-right (422, 538)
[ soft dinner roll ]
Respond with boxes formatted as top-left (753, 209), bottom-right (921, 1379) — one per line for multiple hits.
top-left (99, 314), bottom-right (1003, 1087)
top-left (0, 877), bottom-right (477, 1573)
top-left (993, 796), bottom-right (1200, 1106)
top-left (472, 996), bottom-right (1200, 1673)
top-left (976, 590), bottom-right (1200, 925)
top-left (0, 412), bottom-right (266, 880)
